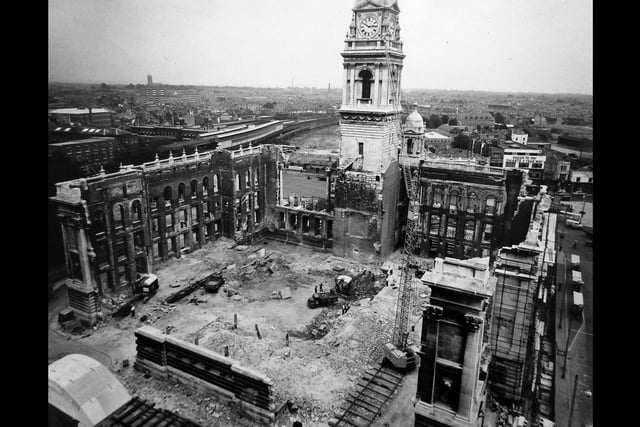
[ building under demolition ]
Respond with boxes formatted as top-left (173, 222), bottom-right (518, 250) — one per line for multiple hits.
top-left (415, 256), bottom-right (496, 427)
top-left (50, 145), bottom-right (285, 296)
top-left (408, 158), bottom-right (523, 261)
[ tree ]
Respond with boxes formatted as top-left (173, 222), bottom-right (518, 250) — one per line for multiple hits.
top-left (428, 114), bottom-right (442, 128)
top-left (440, 114), bottom-right (449, 125)
top-left (494, 112), bottom-right (505, 124)
top-left (452, 133), bottom-right (471, 150)
top-left (449, 118), bottom-right (459, 126)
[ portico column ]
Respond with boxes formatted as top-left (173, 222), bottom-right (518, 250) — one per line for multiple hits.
top-left (458, 319), bottom-right (482, 420)
top-left (342, 65), bottom-right (349, 105)
top-left (77, 227), bottom-right (94, 287)
top-left (350, 66), bottom-right (357, 105)
top-left (372, 64), bottom-right (379, 104)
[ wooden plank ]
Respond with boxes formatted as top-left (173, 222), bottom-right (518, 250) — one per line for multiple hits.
top-left (346, 393), bottom-right (382, 411)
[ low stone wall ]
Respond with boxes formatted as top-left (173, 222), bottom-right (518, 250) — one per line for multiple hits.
top-left (134, 326), bottom-right (275, 424)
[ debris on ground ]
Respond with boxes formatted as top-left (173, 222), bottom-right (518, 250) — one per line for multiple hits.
top-left (53, 238), bottom-right (404, 427)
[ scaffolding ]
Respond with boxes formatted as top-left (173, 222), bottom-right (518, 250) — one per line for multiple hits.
top-left (489, 247), bottom-right (540, 404)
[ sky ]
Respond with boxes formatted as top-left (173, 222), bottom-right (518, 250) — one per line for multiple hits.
top-left (49, 0), bottom-right (593, 94)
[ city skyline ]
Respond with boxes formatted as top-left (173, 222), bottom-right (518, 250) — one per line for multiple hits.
top-left (49, 0), bottom-right (593, 94)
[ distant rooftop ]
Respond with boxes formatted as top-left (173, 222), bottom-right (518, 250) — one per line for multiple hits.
top-left (50, 137), bottom-right (116, 147)
top-left (49, 107), bottom-right (113, 115)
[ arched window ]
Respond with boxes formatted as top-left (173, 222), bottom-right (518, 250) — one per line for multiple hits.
top-left (467, 193), bottom-right (478, 213)
top-left (359, 69), bottom-right (373, 99)
top-left (163, 186), bottom-right (172, 207)
top-left (213, 174), bottom-right (219, 193)
top-left (202, 177), bottom-right (209, 196)
top-left (406, 138), bottom-right (414, 155)
top-left (190, 180), bottom-right (198, 198)
top-left (92, 210), bottom-right (105, 233)
top-left (131, 200), bottom-right (142, 223)
top-left (254, 167), bottom-right (259, 186)
top-left (246, 170), bottom-right (251, 188)
top-left (235, 173), bottom-right (240, 192)
top-left (113, 204), bottom-right (125, 228)
top-left (485, 196), bottom-right (496, 215)
top-left (178, 183), bottom-right (185, 201)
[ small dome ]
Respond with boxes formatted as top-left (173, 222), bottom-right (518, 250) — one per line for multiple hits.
top-left (405, 108), bottom-right (425, 133)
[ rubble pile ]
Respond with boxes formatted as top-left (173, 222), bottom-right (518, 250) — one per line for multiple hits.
top-left (138, 302), bottom-right (177, 323)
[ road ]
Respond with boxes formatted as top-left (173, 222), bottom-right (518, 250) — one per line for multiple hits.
top-left (554, 217), bottom-right (593, 427)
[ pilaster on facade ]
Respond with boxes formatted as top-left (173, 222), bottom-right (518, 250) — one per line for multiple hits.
top-left (415, 257), bottom-right (495, 427)
top-left (51, 145), bottom-right (284, 296)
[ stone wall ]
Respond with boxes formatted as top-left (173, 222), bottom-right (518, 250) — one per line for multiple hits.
top-left (134, 326), bottom-right (276, 424)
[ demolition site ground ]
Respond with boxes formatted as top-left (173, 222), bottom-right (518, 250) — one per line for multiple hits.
top-left (49, 238), bottom-right (427, 426)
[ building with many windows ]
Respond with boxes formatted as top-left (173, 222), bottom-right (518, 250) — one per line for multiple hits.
top-left (49, 107), bottom-right (115, 128)
top-left (50, 145), bottom-right (283, 297)
top-left (407, 158), bottom-right (523, 261)
top-left (502, 145), bottom-right (546, 181)
top-left (48, 137), bottom-right (120, 176)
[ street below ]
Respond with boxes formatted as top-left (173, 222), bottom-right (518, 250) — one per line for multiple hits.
top-left (554, 213), bottom-right (593, 427)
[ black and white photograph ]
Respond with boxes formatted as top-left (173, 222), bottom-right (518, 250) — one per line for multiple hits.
top-left (48, 1), bottom-right (593, 426)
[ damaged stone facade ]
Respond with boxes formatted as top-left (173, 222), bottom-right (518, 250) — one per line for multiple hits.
top-left (415, 257), bottom-right (496, 427)
top-left (409, 159), bottom-right (523, 261)
top-left (50, 146), bottom-right (283, 294)
top-left (332, 162), bottom-right (401, 263)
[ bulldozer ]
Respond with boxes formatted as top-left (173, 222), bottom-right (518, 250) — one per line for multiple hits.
top-left (307, 288), bottom-right (339, 308)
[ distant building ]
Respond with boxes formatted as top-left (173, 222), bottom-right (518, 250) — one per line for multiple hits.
top-left (568, 166), bottom-right (593, 193)
top-left (458, 111), bottom-right (494, 128)
top-left (533, 111), bottom-right (546, 126)
top-left (48, 137), bottom-right (120, 176)
top-left (510, 130), bottom-right (528, 145)
top-left (423, 130), bottom-right (453, 152)
top-left (147, 74), bottom-right (153, 85)
top-left (502, 144), bottom-right (546, 181)
top-left (49, 108), bottom-right (115, 128)
top-left (49, 125), bottom-right (138, 146)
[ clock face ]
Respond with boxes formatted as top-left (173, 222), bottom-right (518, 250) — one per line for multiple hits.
top-left (359, 16), bottom-right (379, 38)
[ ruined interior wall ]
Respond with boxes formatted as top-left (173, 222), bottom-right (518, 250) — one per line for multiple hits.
top-left (331, 172), bottom-right (383, 262)
top-left (380, 160), bottom-right (400, 260)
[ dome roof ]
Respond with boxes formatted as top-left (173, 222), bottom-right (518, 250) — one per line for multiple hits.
top-left (405, 108), bottom-right (425, 133)
top-left (49, 354), bottom-right (131, 426)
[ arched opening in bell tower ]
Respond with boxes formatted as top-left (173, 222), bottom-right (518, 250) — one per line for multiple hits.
top-left (358, 69), bottom-right (373, 100)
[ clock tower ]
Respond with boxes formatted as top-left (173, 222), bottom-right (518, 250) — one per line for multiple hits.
top-left (332, 0), bottom-right (405, 263)
top-left (339, 0), bottom-right (404, 174)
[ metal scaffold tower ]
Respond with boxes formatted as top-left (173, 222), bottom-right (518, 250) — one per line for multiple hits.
top-left (384, 121), bottom-right (421, 371)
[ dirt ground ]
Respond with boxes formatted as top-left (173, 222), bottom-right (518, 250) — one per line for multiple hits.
top-left (51, 237), bottom-right (426, 426)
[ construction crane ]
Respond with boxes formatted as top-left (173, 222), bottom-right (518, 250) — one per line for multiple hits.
top-left (383, 64), bottom-right (421, 370)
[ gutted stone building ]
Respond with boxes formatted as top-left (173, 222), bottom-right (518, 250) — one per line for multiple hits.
top-left (50, 145), bottom-right (284, 296)
top-left (405, 158), bottom-right (523, 261)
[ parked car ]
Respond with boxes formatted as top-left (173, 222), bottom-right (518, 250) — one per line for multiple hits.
top-left (566, 219), bottom-right (583, 230)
